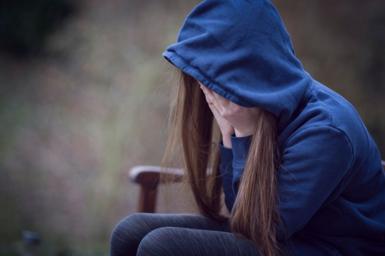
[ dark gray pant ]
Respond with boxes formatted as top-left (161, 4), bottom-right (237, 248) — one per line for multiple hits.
top-left (109, 212), bottom-right (261, 256)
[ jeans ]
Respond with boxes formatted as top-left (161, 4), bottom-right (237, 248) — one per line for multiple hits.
top-left (109, 212), bottom-right (261, 256)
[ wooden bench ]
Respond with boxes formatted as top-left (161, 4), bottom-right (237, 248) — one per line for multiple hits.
top-left (128, 161), bottom-right (385, 213)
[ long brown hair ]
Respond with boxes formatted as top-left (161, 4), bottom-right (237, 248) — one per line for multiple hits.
top-left (161, 70), bottom-right (282, 256)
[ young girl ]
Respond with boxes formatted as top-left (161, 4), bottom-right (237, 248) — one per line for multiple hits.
top-left (109, 0), bottom-right (385, 255)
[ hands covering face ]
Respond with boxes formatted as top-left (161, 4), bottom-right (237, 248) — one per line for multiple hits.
top-left (199, 82), bottom-right (260, 138)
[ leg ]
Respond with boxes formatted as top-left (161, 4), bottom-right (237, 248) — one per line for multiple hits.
top-left (136, 226), bottom-right (261, 256)
top-left (109, 212), bottom-right (230, 256)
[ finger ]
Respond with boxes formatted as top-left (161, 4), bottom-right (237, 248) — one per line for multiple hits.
top-left (201, 87), bottom-right (220, 115)
top-left (201, 86), bottom-right (217, 106)
top-left (200, 85), bottom-right (229, 117)
top-left (207, 99), bottom-right (221, 119)
top-left (203, 88), bottom-right (226, 113)
top-left (201, 87), bottom-right (212, 103)
top-left (200, 84), bottom-right (209, 95)
top-left (210, 89), bottom-right (230, 109)
top-left (208, 99), bottom-right (223, 118)
top-left (201, 86), bottom-right (217, 104)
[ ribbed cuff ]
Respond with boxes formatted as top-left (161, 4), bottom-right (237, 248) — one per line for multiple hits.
top-left (219, 139), bottom-right (233, 175)
top-left (231, 133), bottom-right (253, 168)
top-left (219, 139), bottom-right (233, 160)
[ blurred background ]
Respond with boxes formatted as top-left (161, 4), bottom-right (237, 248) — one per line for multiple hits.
top-left (0, 0), bottom-right (384, 255)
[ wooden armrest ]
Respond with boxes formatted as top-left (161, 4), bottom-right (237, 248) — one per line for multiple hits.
top-left (128, 165), bottom-right (185, 212)
top-left (129, 165), bottom-right (184, 187)
top-left (129, 161), bottom-right (385, 213)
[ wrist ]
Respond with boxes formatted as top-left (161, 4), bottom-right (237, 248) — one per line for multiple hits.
top-left (234, 128), bottom-right (254, 137)
top-left (222, 134), bottom-right (232, 149)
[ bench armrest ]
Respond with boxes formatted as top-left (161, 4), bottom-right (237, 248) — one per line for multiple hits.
top-left (128, 165), bottom-right (184, 212)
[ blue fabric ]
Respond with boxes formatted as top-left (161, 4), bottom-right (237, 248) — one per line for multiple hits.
top-left (218, 139), bottom-right (235, 213)
top-left (162, 0), bottom-right (385, 255)
top-left (219, 133), bottom-right (253, 212)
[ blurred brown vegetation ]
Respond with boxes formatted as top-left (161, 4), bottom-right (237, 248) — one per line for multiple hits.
top-left (0, 0), bottom-right (384, 255)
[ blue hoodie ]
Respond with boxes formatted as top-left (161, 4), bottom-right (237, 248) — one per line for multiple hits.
top-left (162, 0), bottom-right (385, 255)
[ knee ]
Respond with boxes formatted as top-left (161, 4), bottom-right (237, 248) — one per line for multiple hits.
top-left (109, 213), bottom-right (151, 256)
top-left (136, 227), bottom-right (178, 256)
top-left (110, 212), bottom-right (144, 242)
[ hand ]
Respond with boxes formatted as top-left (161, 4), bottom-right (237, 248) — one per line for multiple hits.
top-left (199, 83), bottom-right (234, 147)
top-left (199, 83), bottom-right (260, 138)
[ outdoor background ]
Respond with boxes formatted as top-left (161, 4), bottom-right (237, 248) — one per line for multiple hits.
top-left (1, 0), bottom-right (384, 255)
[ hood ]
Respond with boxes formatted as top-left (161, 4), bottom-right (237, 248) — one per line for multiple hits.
top-left (162, 0), bottom-right (312, 132)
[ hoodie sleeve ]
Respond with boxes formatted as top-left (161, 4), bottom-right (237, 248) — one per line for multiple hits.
top-left (219, 133), bottom-right (253, 212)
top-left (219, 140), bottom-right (235, 212)
top-left (276, 125), bottom-right (354, 241)
top-left (231, 133), bottom-right (253, 197)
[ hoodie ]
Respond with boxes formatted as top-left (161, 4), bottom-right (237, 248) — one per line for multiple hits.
top-left (162, 0), bottom-right (385, 255)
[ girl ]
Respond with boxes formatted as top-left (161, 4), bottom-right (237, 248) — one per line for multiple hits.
top-left (109, 0), bottom-right (385, 255)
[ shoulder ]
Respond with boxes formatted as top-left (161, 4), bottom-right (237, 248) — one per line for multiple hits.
top-left (285, 125), bottom-right (354, 154)
top-left (294, 80), bottom-right (370, 158)
top-left (307, 81), bottom-right (368, 133)
top-left (281, 80), bottom-right (366, 151)
top-left (281, 125), bottom-right (355, 175)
